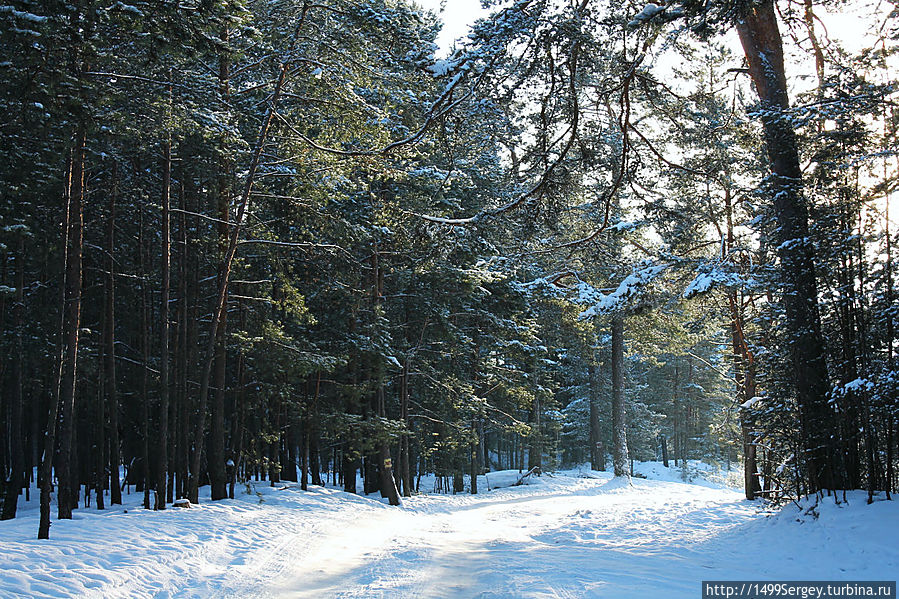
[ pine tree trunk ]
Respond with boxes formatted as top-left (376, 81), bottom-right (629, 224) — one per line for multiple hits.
top-left (95, 337), bottom-right (106, 511)
top-left (285, 411), bottom-right (298, 483)
top-left (208, 27), bottom-right (232, 505)
top-left (885, 191), bottom-right (894, 499)
top-left (342, 450), bottom-right (357, 494)
top-left (453, 467), bottom-right (464, 494)
top-left (156, 108), bottom-right (172, 511)
top-left (0, 255), bottom-right (7, 486)
top-left (180, 183), bottom-right (198, 501)
top-left (735, 0), bottom-right (839, 491)
top-left (57, 129), bottom-right (86, 520)
top-left (2, 231), bottom-right (26, 520)
top-left (837, 205), bottom-right (861, 488)
top-left (376, 381), bottom-right (400, 504)
top-left (529, 394), bottom-right (542, 471)
top-left (105, 166), bottom-right (121, 505)
top-left (368, 236), bottom-right (400, 505)
top-left (477, 419), bottom-right (486, 473)
top-left (740, 417), bottom-right (760, 498)
top-left (399, 361), bottom-right (411, 496)
top-left (378, 439), bottom-right (401, 505)
top-left (611, 314), bottom-right (628, 477)
top-left (310, 431), bottom-right (322, 487)
top-left (209, 319), bottom-right (228, 499)
top-left (301, 373), bottom-right (320, 491)
top-left (209, 172), bottom-right (229, 500)
top-left (469, 433), bottom-right (478, 495)
top-left (39, 154), bottom-right (74, 539)
top-left (139, 203), bottom-right (151, 510)
top-left (300, 413), bottom-right (309, 491)
top-left (189, 7), bottom-right (309, 503)
top-left (725, 188), bottom-right (761, 500)
top-left (229, 292), bottom-right (248, 499)
top-left (588, 344), bottom-right (602, 470)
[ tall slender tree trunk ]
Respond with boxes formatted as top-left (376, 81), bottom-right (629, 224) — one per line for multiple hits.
top-left (156, 106), bottom-right (172, 510)
top-left (189, 5), bottom-right (310, 503)
top-left (105, 165), bottom-right (121, 505)
top-left (284, 409), bottom-right (298, 483)
top-left (885, 181), bottom-right (895, 499)
top-left (528, 398), bottom-right (542, 471)
top-left (733, 303), bottom-right (761, 500)
top-left (180, 181), bottom-right (198, 501)
top-left (229, 292), bottom-right (248, 499)
top-left (611, 314), bottom-right (628, 477)
top-left (269, 402), bottom-right (281, 485)
top-left (469, 423), bottom-right (478, 495)
top-left (376, 365), bottom-right (400, 504)
top-left (57, 129), bottom-right (86, 520)
top-left (588, 343), bottom-right (603, 470)
top-left (302, 373), bottom-right (320, 491)
top-left (95, 327), bottom-right (106, 511)
top-left (343, 319), bottom-right (359, 495)
top-left (477, 419), bottom-right (486, 473)
top-left (399, 361), bottom-right (411, 496)
top-left (0, 255), bottom-right (7, 486)
top-left (735, 0), bottom-right (839, 491)
top-left (39, 154), bottom-right (74, 539)
top-left (370, 238), bottom-right (400, 505)
top-left (2, 231), bottom-right (26, 520)
top-left (209, 37), bottom-right (230, 499)
top-left (725, 187), bottom-right (761, 499)
top-left (310, 427), bottom-right (322, 486)
top-left (139, 202), bottom-right (151, 510)
top-left (209, 321), bottom-right (228, 499)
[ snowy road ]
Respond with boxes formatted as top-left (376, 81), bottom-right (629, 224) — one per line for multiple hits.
top-left (227, 471), bottom-right (897, 599)
top-left (259, 475), bottom-right (760, 599)
top-left (2, 467), bottom-right (897, 598)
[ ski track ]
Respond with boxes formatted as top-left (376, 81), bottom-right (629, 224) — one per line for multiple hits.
top-left (2, 468), bottom-right (897, 598)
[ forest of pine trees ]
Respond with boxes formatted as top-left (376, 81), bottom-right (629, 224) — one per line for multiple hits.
top-left (1, 0), bottom-right (897, 538)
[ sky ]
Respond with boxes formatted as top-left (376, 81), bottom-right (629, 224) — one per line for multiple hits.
top-left (414, 0), bottom-right (489, 54)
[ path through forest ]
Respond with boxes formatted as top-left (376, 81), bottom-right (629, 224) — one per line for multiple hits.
top-left (1, 466), bottom-right (896, 598)
top-left (253, 474), bottom-right (759, 598)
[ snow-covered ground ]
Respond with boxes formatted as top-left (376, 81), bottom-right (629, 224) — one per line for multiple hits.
top-left (1, 464), bottom-right (896, 598)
